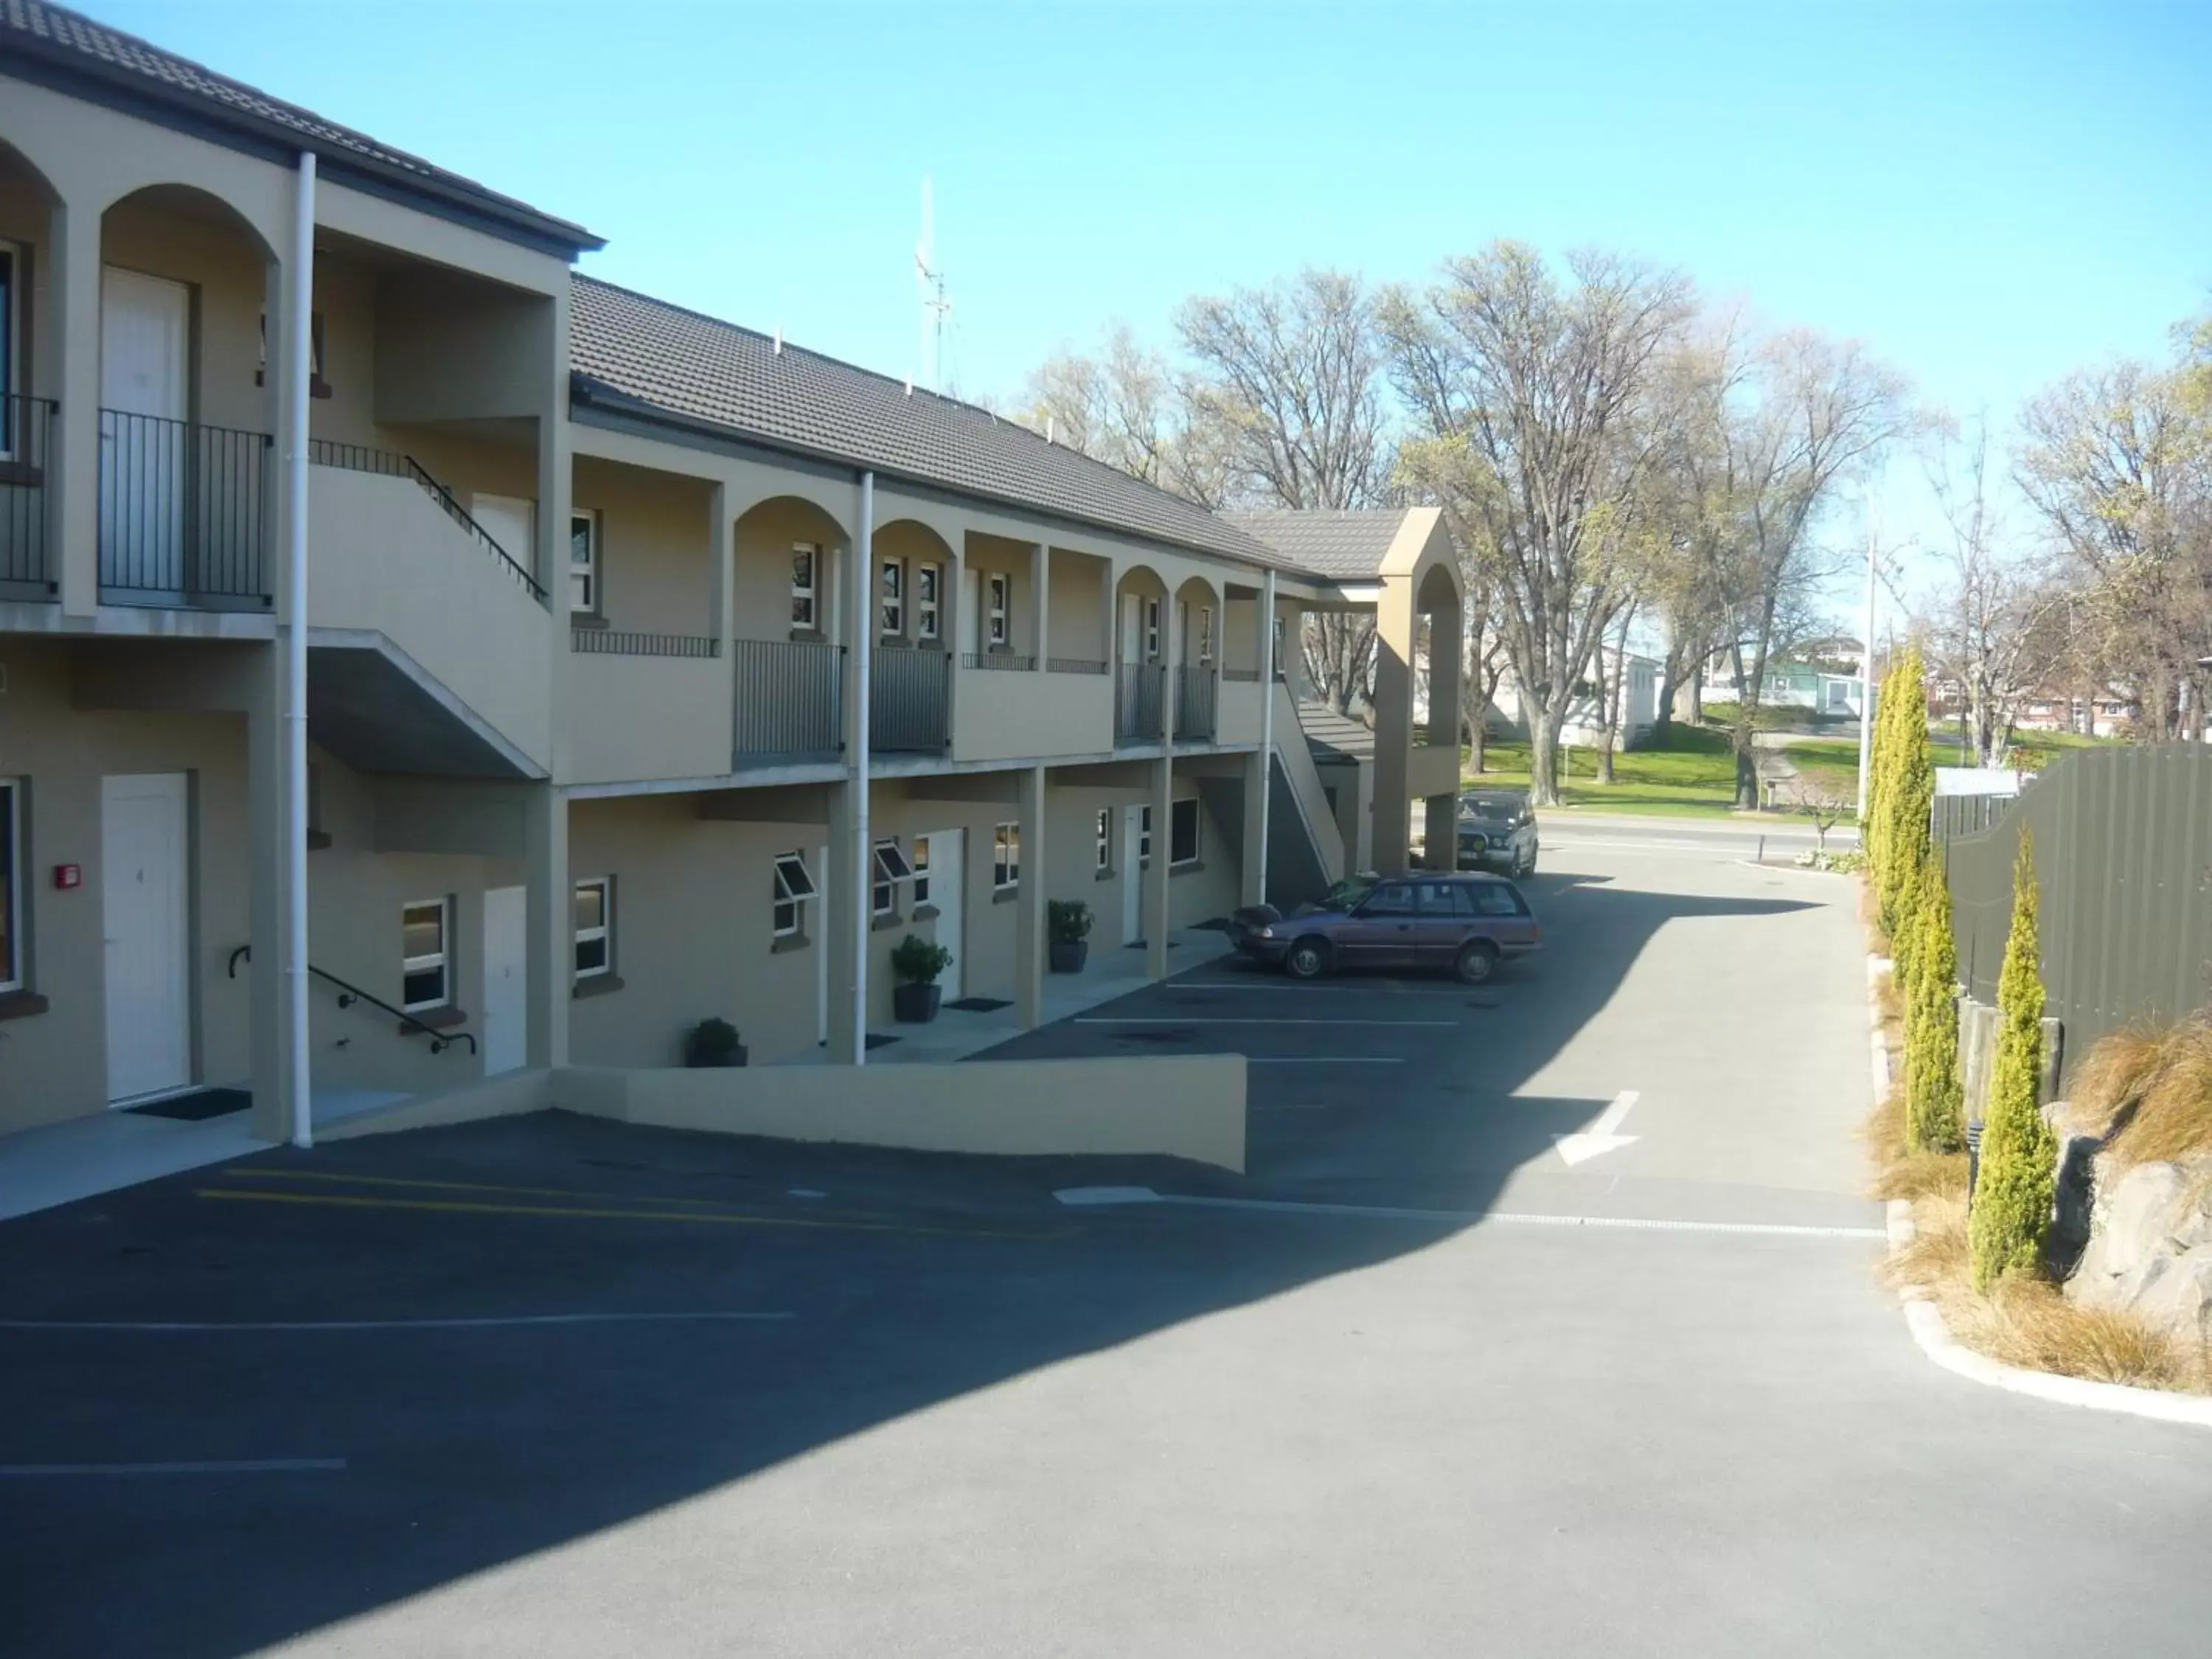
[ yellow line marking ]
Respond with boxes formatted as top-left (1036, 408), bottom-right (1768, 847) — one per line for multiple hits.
top-left (218, 1165), bottom-right (897, 1221)
top-left (196, 1186), bottom-right (1065, 1240)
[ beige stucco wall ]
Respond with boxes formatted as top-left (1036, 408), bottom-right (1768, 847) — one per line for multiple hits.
top-left (1045, 772), bottom-right (1240, 945)
top-left (956, 669), bottom-right (1112, 764)
top-left (733, 496), bottom-right (846, 644)
top-left (571, 456), bottom-right (716, 637)
top-left (1215, 678), bottom-right (1264, 747)
top-left (1048, 548), bottom-right (1111, 666)
top-left (0, 641), bottom-right (254, 1130)
top-left (563, 654), bottom-right (731, 786)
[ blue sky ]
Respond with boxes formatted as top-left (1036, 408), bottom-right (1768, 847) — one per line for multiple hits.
top-left (87, 0), bottom-right (2212, 605)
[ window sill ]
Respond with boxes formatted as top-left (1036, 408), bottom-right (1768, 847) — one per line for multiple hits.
top-left (910, 903), bottom-right (940, 922)
top-left (1171, 860), bottom-right (1204, 877)
top-left (0, 460), bottom-right (44, 489)
top-left (770, 932), bottom-right (812, 955)
top-left (992, 886), bottom-right (1019, 904)
top-left (0, 990), bottom-right (51, 1022)
top-left (571, 973), bottom-right (625, 1001)
top-left (1094, 867), bottom-right (1116, 883)
top-left (787, 627), bottom-right (827, 644)
top-left (571, 612), bottom-right (611, 631)
top-left (871, 911), bottom-right (905, 932)
top-left (401, 1004), bottom-right (467, 1034)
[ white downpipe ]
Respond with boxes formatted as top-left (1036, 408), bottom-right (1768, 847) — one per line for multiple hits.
top-left (285, 152), bottom-right (316, 1148)
top-left (1257, 568), bottom-right (1276, 900)
top-left (1856, 506), bottom-right (1878, 824)
top-left (851, 470), bottom-right (874, 1066)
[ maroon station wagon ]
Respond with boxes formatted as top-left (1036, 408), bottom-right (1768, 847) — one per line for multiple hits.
top-left (1228, 873), bottom-right (1541, 985)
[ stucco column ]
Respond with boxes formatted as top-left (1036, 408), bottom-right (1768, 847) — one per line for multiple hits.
top-left (1015, 763), bottom-right (1046, 1027)
top-left (709, 479), bottom-right (734, 657)
top-left (1374, 582), bottom-right (1416, 876)
top-left (1241, 567), bottom-right (1278, 907)
top-left (1029, 542), bottom-right (1049, 671)
top-left (536, 294), bottom-right (574, 777)
top-left (244, 645), bottom-right (294, 1141)
top-left (1146, 600), bottom-right (1178, 978)
top-left (524, 782), bottom-right (570, 1068)
top-left (1423, 794), bottom-right (1458, 872)
top-left (49, 198), bottom-right (102, 616)
top-left (1098, 560), bottom-right (1116, 665)
top-left (825, 781), bottom-right (862, 1062)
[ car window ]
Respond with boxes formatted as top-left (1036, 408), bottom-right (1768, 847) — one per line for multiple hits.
top-left (1416, 883), bottom-right (1461, 917)
top-left (1361, 882), bottom-right (1419, 917)
top-left (1470, 883), bottom-right (1528, 917)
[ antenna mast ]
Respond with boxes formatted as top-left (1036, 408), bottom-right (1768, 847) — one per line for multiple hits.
top-left (915, 175), bottom-right (951, 392)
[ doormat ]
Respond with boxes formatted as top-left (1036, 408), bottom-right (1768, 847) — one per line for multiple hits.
top-left (817, 1035), bottom-right (902, 1052)
top-left (125, 1087), bottom-right (251, 1121)
top-left (1124, 940), bottom-right (1183, 950)
top-left (945, 996), bottom-right (1012, 1012)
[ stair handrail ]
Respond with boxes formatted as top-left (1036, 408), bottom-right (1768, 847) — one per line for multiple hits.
top-left (226, 945), bottom-right (479, 1056)
top-left (400, 456), bottom-right (546, 601)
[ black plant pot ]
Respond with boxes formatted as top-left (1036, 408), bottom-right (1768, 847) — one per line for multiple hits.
top-left (893, 982), bottom-right (942, 1023)
top-left (1049, 939), bottom-right (1089, 974)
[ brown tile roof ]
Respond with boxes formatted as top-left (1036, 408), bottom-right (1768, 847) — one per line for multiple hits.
top-left (0, 0), bottom-right (599, 253)
top-left (569, 276), bottom-right (1326, 574)
top-left (1222, 510), bottom-right (1408, 579)
top-left (1297, 700), bottom-right (1377, 761)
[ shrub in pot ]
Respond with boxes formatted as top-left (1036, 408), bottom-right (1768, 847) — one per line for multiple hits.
top-left (1048, 898), bottom-right (1093, 973)
top-left (684, 1017), bottom-right (746, 1068)
top-left (891, 933), bottom-right (955, 1023)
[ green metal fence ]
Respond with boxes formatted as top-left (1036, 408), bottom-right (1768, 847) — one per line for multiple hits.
top-left (1944, 746), bottom-right (2212, 1090)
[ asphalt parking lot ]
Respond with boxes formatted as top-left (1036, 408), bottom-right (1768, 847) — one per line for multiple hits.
top-left (7, 828), bottom-right (2211, 1658)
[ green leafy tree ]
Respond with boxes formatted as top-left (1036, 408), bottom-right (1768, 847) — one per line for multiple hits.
top-left (1969, 832), bottom-right (2054, 1290)
top-left (1903, 854), bottom-right (1964, 1152)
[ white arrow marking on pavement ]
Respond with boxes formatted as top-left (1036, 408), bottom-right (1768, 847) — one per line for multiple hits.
top-left (1554, 1090), bottom-right (1640, 1167)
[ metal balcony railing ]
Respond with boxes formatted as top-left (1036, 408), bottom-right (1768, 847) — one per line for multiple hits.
top-left (1175, 664), bottom-right (1217, 741)
top-left (572, 627), bottom-right (720, 658)
top-left (0, 393), bottom-right (55, 597)
top-left (1116, 661), bottom-right (1165, 743)
top-left (733, 639), bottom-right (844, 763)
top-left (1220, 666), bottom-right (1262, 683)
top-left (872, 644), bottom-right (950, 753)
top-left (961, 651), bottom-right (1036, 672)
top-left (1047, 656), bottom-right (1110, 675)
top-left (98, 409), bottom-right (271, 606)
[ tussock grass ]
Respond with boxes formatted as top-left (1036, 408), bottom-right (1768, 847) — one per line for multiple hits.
top-left (1866, 1088), bottom-right (1968, 1202)
top-left (1885, 1196), bottom-right (2204, 1391)
top-left (2066, 1019), bottom-right (2212, 1172)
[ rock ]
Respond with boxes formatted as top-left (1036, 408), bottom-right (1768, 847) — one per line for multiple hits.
top-left (2070, 1161), bottom-right (2189, 1307)
top-left (2132, 1247), bottom-right (2212, 1349)
top-left (2047, 1128), bottom-right (2101, 1278)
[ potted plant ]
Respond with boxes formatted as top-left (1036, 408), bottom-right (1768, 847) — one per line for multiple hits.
top-left (1048, 899), bottom-right (1093, 973)
top-left (683, 1017), bottom-right (746, 1068)
top-left (890, 933), bottom-right (954, 1023)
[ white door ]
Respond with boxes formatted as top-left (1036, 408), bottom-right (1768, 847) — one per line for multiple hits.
top-left (481, 886), bottom-right (526, 1075)
top-left (471, 493), bottom-right (535, 571)
top-left (1119, 594), bottom-right (1141, 665)
top-left (922, 830), bottom-right (964, 1000)
top-left (102, 773), bottom-right (191, 1103)
top-left (1121, 806), bottom-right (1145, 945)
top-left (100, 268), bottom-right (190, 592)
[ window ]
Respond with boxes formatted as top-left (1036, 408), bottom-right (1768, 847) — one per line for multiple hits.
top-left (401, 898), bottom-right (451, 1012)
top-left (574, 877), bottom-right (612, 978)
top-left (872, 838), bottom-right (914, 917)
top-left (791, 543), bottom-right (819, 631)
top-left (1362, 882), bottom-right (1419, 917)
top-left (0, 779), bottom-right (20, 993)
top-left (1417, 883), bottom-right (1460, 917)
top-left (1273, 615), bottom-right (1287, 675)
top-left (1170, 798), bottom-right (1200, 866)
top-left (1470, 882), bottom-right (1529, 918)
top-left (987, 572), bottom-right (1011, 647)
top-left (1144, 598), bottom-right (1162, 660)
top-left (992, 822), bottom-right (1020, 890)
top-left (912, 835), bottom-right (932, 906)
top-left (917, 563), bottom-right (941, 641)
top-left (570, 511), bottom-right (599, 614)
top-left (1139, 805), bottom-right (1152, 863)
top-left (254, 305), bottom-right (329, 397)
top-left (1094, 808), bottom-right (1111, 872)
top-left (880, 559), bottom-right (904, 636)
top-left (773, 851), bottom-right (817, 939)
top-left (1198, 606), bottom-right (1214, 665)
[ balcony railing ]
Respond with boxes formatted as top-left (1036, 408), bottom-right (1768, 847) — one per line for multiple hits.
top-left (961, 651), bottom-right (1037, 672)
top-left (1175, 665), bottom-right (1217, 741)
top-left (98, 409), bottom-right (271, 607)
top-left (872, 644), bottom-right (950, 753)
top-left (310, 439), bottom-right (544, 601)
top-left (1048, 656), bottom-right (1110, 675)
top-left (0, 393), bottom-right (55, 597)
top-left (1220, 667), bottom-right (1262, 683)
top-left (1116, 661), bottom-right (1165, 743)
top-left (572, 627), bottom-right (720, 658)
top-left (733, 639), bottom-right (844, 763)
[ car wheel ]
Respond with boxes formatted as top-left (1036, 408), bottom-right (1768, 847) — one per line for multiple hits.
top-left (1284, 938), bottom-right (1332, 980)
top-left (1455, 940), bottom-right (1499, 985)
top-left (1517, 844), bottom-right (1537, 877)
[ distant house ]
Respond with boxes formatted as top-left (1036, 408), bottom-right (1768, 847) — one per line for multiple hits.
top-left (1488, 648), bottom-right (1660, 749)
top-left (1701, 650), bottom-right (1865, 717)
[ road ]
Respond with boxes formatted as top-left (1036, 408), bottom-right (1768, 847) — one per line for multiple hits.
top-left (3, 832), bottom-right (2205, 1658)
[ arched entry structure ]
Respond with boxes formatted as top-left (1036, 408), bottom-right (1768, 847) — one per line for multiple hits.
top-left (730, 492), bottom-right (852, 766)
top-left (1172, 573), bottom-right (1223, 742)
top-left (1112, 563), bottom-right (1172, 747)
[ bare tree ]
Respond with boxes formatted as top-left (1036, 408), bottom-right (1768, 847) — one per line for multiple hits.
top-left (1591, 600), bottom-right (1639, 784)
top-left (1019, 326), bottom-right (1232, 507)
top-left (1924, 417), bottom-right (2074, 766)
top-left (1383, 243), bottom-right (1694, 806)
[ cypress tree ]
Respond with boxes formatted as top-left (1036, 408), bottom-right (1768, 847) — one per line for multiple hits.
top-left (1877, 644), bottom-right (1933, 948)
top-left (1969, 831), bottom-right (2054, 1290)
top-left (1903, 853), bottom-right (1964, 1152)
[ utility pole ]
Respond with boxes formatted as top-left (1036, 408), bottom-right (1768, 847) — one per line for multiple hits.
top-left (1855, 504), bottom-right (1879, 824)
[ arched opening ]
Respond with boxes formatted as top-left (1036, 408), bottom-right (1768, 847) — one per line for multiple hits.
top-left (871, 518), bottom-right (958, 754)
top-left (97, 184), bottom-right (282, 605)
top-left (1172, 574), bottom-right (1223, 740)
top-left (1416, 560), bottom-right (1464, 748)
top-left (1113, 564), bottom-right (1171, 743)
top-left (731, 493), bottom-right (849, 764)
top-left (0, 141), bottom-right (60, 596)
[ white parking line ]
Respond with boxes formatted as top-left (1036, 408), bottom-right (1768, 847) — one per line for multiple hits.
top-left (0, 1311), bottom-right (796, 1332)
top-left (0, 1458), bottom-right (347, 1476)
top-left (1077, 1017), bottom-right (1455, 1028)
top-left (1248, 1057), bottom-right (1405, 1065)
top-left (1053, 1186), bottom-right (1886, 1238)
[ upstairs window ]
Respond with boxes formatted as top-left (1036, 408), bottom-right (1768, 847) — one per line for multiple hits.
top-left (987, 572), bottom-right (1011, 647)
top-left (880, 559), bottom-right (904, 636)
top-left (791, 543), bottom-right (819, 631)
top-left (570, 511), bottom-right (599, 614)
top-left (1144, 598), bottom-right (1162, 660)
top-left (917, 563), bottom-right (941, 641)
top-left (1198, 606), bottom-right (1214, 664)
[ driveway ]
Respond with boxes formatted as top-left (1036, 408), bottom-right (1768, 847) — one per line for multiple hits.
top-left (4, 838), bottom-right (2208, 1657)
